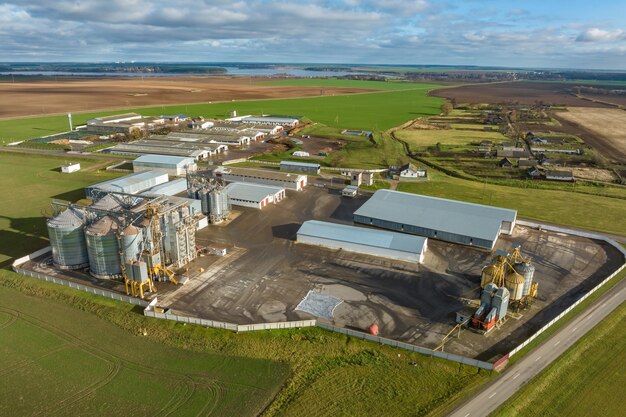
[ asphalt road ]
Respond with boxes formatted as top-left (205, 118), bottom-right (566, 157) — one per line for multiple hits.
top-left (448, 268), bottom-right (626, 417)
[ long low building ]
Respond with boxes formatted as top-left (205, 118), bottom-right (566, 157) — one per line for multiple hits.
top-left (280, 160), bottom-right (320, 175)
top-left (109, 139), bottom-right (227, 160)
top-left (353, 190), bottom-right (517, 250)
top-left (85, 170), bottom-right (169, 198)
top-left (140, 178), bottom-right (188, 197)
top-left (297, 220), bottom-right (428, 263)
top-left (224, 182), bottom-right (285, 209)
top-left (133, 154), bottom-right (197, 176)
top-left (214, 166), bottom-right (307, 191)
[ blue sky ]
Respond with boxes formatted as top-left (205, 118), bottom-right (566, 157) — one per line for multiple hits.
top-left (0, 0), bottom-right (625, 69)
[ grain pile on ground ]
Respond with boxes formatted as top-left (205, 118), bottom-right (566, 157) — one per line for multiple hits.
top-left (0, 76), bottom-right (374, 119)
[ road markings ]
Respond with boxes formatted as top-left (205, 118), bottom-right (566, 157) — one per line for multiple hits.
top-left (601, 302), bottom-right (607, 307)
top-left (513, 372), bottom-right (520, 380)
top-left (535, 356), bottom-right (542, 362)
top-left (554, 340), bottom-right (561, 347)
top-left (488, 392), bottom-right (497, 399)
top-left (572, 327), bottom-right (578, 332)
top-left (463, 414), bottom-right (470, 417)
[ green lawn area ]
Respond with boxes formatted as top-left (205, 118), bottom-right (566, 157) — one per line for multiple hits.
top-left (0, 283), bottom-right (288, 417)
top-left (495, 300), bottom-right (626, 417)
top-left (0, 83), bottom-right (443, 143)
top-left (396, 128), bottom-right (507, 149)
top-left (0, 269), bottom-right (493, 417)
top-left (397, 170), bottom-right (626, 236)
top-left (0, 152), bottom-right (120, 266)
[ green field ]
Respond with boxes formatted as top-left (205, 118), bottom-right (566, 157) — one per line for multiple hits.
top-left (397, 170), bottom-right (626, 236)
top-left (0, 152), bottom-right (121, 266)
top-left (495, 301), bottom-right (626, 417)
top-left (0, 269), bottom-right (492, 417)
top-left (0, 283), bottom-right (288, 417)
top-left (396, 128), bottom-right (507, 149)
top-left (0, 83), bottom-right (443, 143)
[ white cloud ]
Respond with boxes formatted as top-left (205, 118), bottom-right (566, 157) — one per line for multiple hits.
top-left (576, 28), bottom-right (625, 42)
top-left (463, 32), bottom-right (486, 42)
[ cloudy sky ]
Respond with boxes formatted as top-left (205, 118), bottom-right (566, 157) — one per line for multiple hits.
top-left (1, 0), bottom-right (625, 69)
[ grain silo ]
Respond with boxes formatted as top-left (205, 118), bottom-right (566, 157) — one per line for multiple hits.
top-left (514, 261), bottom-right (536, 297)
top-left (505, 270), bottom-right (525, 301)
top-left (85, 215), bottom-right (122, 278)
top-left (492, 287), bottom-right (510, 321)
top-left (120, 224), bottom-right (143, 263)
top-left (47, 207), bottom-right (89, 269)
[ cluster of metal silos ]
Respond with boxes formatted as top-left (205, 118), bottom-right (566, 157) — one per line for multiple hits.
top-left (198, 185), bottom-right (230, 223)
top-left (47, 205), bottom-right (146, 279)
top-left (480, 248), bottom-right (536, 305)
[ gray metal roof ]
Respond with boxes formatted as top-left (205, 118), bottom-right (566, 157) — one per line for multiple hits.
top-left (225, 182), bottom-right (284, 203)
top-left (90, 171), bottom-right (169, 194)
top-left (133, 154), bottom-right (195, 167)
top-left (280, 161), bottom-right (320, 169)
top-left (298, 220), bottom-right (427, 254)
top-left (240, 116), bottom-right (300, 124)
top-left (215, 166), bottom-right (306, 183)
top-left (353, 190), bottom-right (517, 243)
top-left (141, 178), bottom-right (188, 197)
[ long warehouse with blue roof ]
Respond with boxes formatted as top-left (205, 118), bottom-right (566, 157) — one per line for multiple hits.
top-left (353, 190), bottom-right (517, 250)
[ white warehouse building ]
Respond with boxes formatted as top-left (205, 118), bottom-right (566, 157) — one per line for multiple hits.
top-left (214, 166), bottom-right (307, 191)
top-left (297, 220), bottom-right (428, 263)
top-left (133, 154), bottom-right (197, 176)
top-left (224, 182), bottom-right (286, 209)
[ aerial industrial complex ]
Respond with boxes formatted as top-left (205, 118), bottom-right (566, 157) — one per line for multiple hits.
top-left (12, 111), bottom-right (625, 366)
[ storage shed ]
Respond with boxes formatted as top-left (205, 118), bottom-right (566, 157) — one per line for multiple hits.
top-left (280, 161), bottom-right (320, 174)
top-left (297, 220), bottom-right (428, 263)
top-left (85, 171), bottom-right (169, 199)
top-left (133, 154), bottom-right (197, 176)
top-left (353, 190), bottom-right (517, 250)
top-left (214, 166), bottom-right (307, 191)
top-left (224, 182), bottom-right (285, 209)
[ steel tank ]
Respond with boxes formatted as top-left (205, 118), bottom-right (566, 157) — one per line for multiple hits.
top-left (480, 264), bottom-right (498, 288)
top-left (85, 215), bottom-right (121, 278)
top-left (47, 207), bottom-right (89, 269)
top-left (120, 224), bottom-right (143, 263)
top-left (514, 262), bottom-right (536, 297)
top-left (505, 270), bottom-right (525, 301)
top-left (481, 282), bottom-right (498, 308)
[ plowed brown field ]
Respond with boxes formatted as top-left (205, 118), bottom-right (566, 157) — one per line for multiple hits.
top-left (0, 76), bottom-right (373, 119)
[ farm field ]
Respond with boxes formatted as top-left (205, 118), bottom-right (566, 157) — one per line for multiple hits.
top-left (495, 301), bottom-right (626, 417)
top-left (0, 83), bottom-right (443, 143)
top-left (0, 284), bottom-right (288, 417)
top-left (396, 128), bottom-right (507, 149)
top-left (0, 152), bottom-right (121, 267)
top-left (0, 76), bottom-right (376, 119)
top-left (397, 170), bottom-right (626, 236)
top-left (556, 107), bottom-right (626, 162)
top-left (430, 81), bottom-right (621, 107)
top-left (0, 269), bottom-right (493, 417)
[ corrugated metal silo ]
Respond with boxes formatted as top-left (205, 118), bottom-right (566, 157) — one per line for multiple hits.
top-left (505, 270), bottom-right (525, 301)
top-left (85, 216), bottom-right (122, 278)
top-left (47, 207), bottom-right (89, 269)
top-left (120, 224), bottom-right (143, 263)
top-left (515, 262), bottom-right (536, 297)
